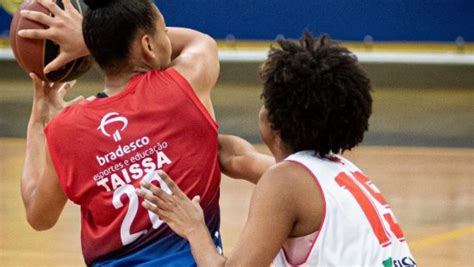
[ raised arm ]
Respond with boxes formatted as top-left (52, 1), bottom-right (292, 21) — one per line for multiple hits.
top-left (167, 27), bottom-right (219, 117)
top-left (218, 135), bottom-right (275, 184)
top-left (138, 165), bottom-right (306, 266)
top-left (18, 1), bottom-right (219, 105)
top-left (21, 74), bottom-right (82, 230)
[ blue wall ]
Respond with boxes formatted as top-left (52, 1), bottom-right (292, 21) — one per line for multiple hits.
top-left (0, 7), bottom-right (11, 37)
top-left (1, 0), bottom-right (473, 42)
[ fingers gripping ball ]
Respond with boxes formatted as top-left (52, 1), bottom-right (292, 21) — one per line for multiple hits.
top-left (9, 0), bottom-right (93, 82)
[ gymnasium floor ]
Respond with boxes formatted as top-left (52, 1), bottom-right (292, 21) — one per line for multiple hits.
top-left (1, 78), bottom-right (473, 266)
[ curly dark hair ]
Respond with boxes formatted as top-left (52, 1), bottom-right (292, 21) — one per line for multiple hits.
top-left (260, 32), bottom-right (373, 157)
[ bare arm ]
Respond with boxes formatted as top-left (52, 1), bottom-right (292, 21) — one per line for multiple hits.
top-left (22, 127), bottom-right (67, 230)
top-left (218, 135), bottom-right (275, 184)
top-left (21, 74), bottom-right (82, 230)
top-left (166, 27), bottom-right (219, 119)
top-left (138, 166), bottom-right (300, 266)
top-left (168, 27), bottom-right (219, 96)
top-left (219, 165), bottom-right (297, 266)
top-left (17, 0), bottom-right (221, 102)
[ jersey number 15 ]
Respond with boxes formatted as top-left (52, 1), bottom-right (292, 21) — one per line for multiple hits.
top-left (336, 171), bottom-right (405, 247)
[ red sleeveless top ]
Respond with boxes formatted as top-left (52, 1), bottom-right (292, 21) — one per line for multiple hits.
top-left (45, 68), bottom-right (221, 265)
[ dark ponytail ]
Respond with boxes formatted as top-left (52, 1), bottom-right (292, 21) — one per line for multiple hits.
top-left (83, 0), bottom-right (115, 10)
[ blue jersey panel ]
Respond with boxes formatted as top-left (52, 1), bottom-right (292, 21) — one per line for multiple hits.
top-left (92, 231), bottom-right (222, 267)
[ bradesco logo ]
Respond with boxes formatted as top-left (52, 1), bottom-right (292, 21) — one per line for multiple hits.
top-left (98, 112), bottom-right (129, 142)
top-left (96, 112), bottom-right (151, 166)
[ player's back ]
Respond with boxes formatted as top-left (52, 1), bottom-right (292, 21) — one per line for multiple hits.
top-left (273, 150), bottom-right (416, 267)
top-left (45, 68), bottom-right (221, 266)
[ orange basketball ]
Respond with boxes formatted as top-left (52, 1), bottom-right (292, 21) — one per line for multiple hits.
top-left (9, 0), bottom-right (92, 82)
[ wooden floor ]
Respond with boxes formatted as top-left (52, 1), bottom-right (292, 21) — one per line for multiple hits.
top-left (0, 139), bottom-right (473, 266)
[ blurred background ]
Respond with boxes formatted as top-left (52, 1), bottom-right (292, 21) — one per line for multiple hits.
top-left (0, 0), bottom-right (473, 266)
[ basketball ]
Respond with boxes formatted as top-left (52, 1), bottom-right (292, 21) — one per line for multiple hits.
top-left (9, 0), bottom-right (92, 82)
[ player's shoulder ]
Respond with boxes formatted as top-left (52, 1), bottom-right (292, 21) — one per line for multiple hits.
top-left (251, 160), bottom-right (323, 229)
top-left (257, 160), bottom-right (314, 195)
top-left (263, 160), bottom-right (313, 179)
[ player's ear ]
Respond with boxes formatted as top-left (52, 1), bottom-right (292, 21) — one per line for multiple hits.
top-left (140, 34), bottom-right (156, 59)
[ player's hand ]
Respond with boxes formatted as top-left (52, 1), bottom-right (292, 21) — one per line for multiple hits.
top-left (18, 0), bottom-right (89, 74)
top-left (136, 170), bottom-right (206, 239)
top-left (29, 73), bottom-right (84, 125)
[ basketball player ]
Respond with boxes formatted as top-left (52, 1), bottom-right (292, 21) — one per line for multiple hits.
top-left (138, 33), bottom-right (417, 266)
top-left (19, 0), bottom-right (276, 266)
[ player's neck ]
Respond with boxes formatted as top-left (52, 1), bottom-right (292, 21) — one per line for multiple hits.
top-left (273, 151), bottom-right (290, 162)
top-left (269, 140), bottom-right (292, 162)
top-left (103, 68), bottom-right (146, 96)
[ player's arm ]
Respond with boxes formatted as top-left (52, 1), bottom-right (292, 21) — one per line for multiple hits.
top-left (167, 27), bottom-right (219, 117)
top-left (17, 0), bottom-right (220, 103)
top-left (216, 165), bottom-right (297, 266)
top-left (218, 135), bottom-right (275, 184)
top-left (21, 74), bottom-right (82, 230)
top-left (22, 132), bottom-right (67, 231)
top-left (138, 166), bottom-right (299, 266)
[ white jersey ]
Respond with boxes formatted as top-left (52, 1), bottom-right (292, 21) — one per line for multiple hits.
top-left (273, 151), bottom-right (416, 267)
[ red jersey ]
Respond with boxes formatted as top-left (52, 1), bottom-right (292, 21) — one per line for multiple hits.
top-left (44, 68), bottom-right (221, 265)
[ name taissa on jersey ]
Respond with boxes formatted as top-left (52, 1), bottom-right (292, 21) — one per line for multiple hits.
top-left (94, 136), bottom-right (172, 192)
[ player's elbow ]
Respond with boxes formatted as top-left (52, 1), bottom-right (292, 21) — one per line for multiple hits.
top-left (26, 211), bottom-right (58, 231)
top-left (200, 34), bottom-right (219, 62)
top-left (27, 216), bottom-right (56, 231)
top-left (200, 33), bottom-right (217, 50)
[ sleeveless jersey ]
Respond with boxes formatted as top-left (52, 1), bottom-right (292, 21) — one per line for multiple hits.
top-left (44, 68), bottom-right (222, 266)
top-left (273, 151), bottom-right (416, 267)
